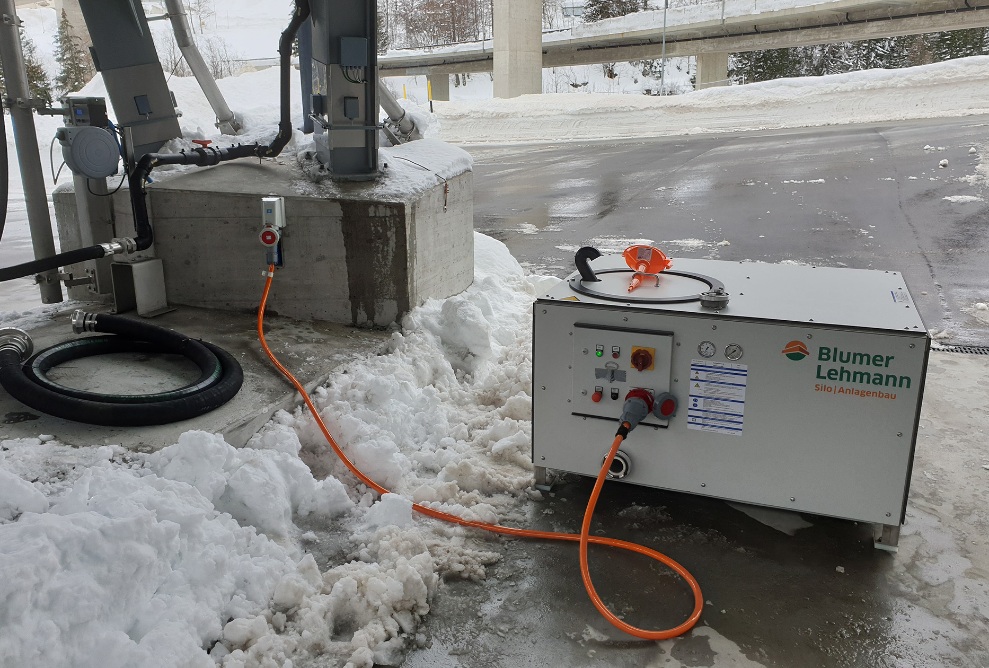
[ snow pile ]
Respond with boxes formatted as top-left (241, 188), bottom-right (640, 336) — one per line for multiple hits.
top-left (0, 234), bottom-right (556, 667)
top-left (434, 56), bottom-right (989, 144)
top-left (215, 234), bottom-right (551, 666)
top-left (0, 433), bottom-right (303, 667)
top-left (149, 431), bottom-right (353, 539)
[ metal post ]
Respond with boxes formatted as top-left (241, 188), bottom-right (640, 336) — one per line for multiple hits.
top-left (298, 17), bottom-right (314, 134)
top-left (660, 0), bottom-right (668, 95)
top-left (0, 0), bottom-right (64, 303)
top-left (163, 0), bottom-right (241, 134)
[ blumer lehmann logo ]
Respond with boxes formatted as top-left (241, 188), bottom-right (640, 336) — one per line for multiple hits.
top-left (782, 341), bottom-right (810, 361)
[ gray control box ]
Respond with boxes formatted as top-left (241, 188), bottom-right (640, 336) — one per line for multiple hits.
top-left (532, 256), bottom-right (929, 538)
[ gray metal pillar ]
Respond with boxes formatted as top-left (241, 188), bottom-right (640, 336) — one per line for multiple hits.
top-left (493, 0), bottom-right (542, 98)
top-left (309, 0), bottom-right (379, 179)
top-left (0, 0), bottom-right (64, 302)
top-left (163, 0), bottom-right (240, 134)
top-left (696, 52), bottom-right (729, 89)
top-left (428, 73), bottom-right (450, 101)
top-left (298, 17), bottom-right (314, 134)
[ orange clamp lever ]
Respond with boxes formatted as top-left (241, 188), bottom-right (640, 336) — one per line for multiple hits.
top-left (623, 245), bottom-right (672, 292)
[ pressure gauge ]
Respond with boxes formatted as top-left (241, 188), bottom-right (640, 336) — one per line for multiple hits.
top-left (698, 341), bottom-right (716, 358)
top-left (725, 343), bottom-right (744, 361)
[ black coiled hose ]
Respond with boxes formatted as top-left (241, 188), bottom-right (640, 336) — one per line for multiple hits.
top-left (0, 313), bottom-right (243, 426)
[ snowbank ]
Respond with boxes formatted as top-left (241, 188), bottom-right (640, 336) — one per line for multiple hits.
top-left (433, 56), bottom-right (989, 144)
top-left (0, 234), bottom-right (558, 667)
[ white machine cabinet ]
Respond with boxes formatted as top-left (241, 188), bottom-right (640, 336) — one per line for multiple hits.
top-left (532, 255), bottom-right (930, 549)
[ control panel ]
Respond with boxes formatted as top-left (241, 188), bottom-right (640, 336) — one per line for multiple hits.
top-left (571, 323), bottom-right (673, 424)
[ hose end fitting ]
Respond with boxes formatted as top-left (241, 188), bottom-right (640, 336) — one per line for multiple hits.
top-left (617, 388), bottom-right (654, 437)
top-left (71, 310), bottom-right (99, 334)
top-left (102, 238), bottom-right (137, 255)
top-left (0, 328), bottom-right (34, 362)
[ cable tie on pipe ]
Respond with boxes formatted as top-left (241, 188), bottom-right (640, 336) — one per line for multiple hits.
top-left (261, 270), bottom-right (274, 278)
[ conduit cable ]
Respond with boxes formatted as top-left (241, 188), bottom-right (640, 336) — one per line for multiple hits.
top-left (257, 265), bottom-right (704, 640)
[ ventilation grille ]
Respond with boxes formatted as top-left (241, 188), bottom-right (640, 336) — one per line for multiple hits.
top-left (933, 344), bottom-right (989, 355)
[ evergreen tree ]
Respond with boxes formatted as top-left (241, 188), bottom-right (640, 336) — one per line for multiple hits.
top-left (0, 28), bottom-right (51, 104)
top-left (730, 28), bottom-right (989, 85)
top-left (55, 9), bottom-right (94, 96)
top-left (584, 0), bottom-right (647, 23)
top-left (729, 48), bottom-right (803, 83)
top-left (377, 10), bottom-right (389, 54)
top-left (925, 28), bottom-right (985, 62)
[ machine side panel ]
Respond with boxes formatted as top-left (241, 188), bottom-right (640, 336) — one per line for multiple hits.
top-left (533, 301), bottom-right (928, 525)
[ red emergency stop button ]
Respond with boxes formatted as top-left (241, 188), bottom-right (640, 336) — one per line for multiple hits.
top-left (591, 388), bottom-right (603, 403)
top-left (260, 227), bottom-right (280, 247)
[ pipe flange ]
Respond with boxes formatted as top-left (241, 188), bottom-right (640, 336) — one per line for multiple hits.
top-left (603, 450), bottom-right (632, 480)
top-left (71, 310), bottom-right (99, 334)
top-left (0, 328), bottom-right (34, 361)
top-left (700, 287), bottom-right (730, 310)
top-left (109, 237), bottom-right (137, 254)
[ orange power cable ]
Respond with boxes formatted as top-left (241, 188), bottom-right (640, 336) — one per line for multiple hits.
top-left (256, 266), bottom-right (703, 640)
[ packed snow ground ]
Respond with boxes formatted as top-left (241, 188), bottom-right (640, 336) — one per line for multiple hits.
top-left (5, 5), bottom-right (989, 665)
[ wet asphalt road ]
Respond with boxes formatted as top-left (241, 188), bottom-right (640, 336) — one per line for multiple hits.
top-left (468, 115), bottom-right (989, 345)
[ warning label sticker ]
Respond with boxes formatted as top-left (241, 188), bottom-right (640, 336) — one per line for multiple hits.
top-left (687, 360), bottom-right (748, 435)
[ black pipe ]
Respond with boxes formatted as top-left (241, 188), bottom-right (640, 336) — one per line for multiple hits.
top-left (267, 0), bottom-right (312, 157)
top-left (1, 108), bottom-right (7, 242)
top-left (0, 245), bottom-right (107, 283)
top-left (0, 313), bottom-right (243, 426)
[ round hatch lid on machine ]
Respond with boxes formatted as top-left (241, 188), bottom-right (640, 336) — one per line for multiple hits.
top-left (569, 269), bottom-right (723, 304)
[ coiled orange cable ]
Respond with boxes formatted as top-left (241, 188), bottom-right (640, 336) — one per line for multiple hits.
top-left (257, 266), bottom-right (703, 639)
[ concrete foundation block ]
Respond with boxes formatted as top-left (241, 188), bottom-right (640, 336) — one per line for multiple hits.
top-left (53, 142), bottom-right (474, 327)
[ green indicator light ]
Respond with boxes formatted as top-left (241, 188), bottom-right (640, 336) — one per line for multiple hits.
top-left (595, 350), bottom-right (603, 357)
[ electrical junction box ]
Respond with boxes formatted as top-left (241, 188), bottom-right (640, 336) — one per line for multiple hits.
top-left (532, 255), bottom-right (929, 544)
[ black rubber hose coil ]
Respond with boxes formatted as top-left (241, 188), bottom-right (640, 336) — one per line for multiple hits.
top-left (0, 312), bottom-right (243, 426)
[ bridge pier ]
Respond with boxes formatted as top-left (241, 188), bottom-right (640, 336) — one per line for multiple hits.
top-left (428, 73), bottom-right (450, 101)
top-left (492, 0), bottom-right (541, 98)
top-left (696, 52), bottom-right (729, 89)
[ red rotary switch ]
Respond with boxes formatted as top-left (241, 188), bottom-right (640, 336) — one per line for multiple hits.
top-left (260, 227), bottom-right (280, 247)
top-left (631, 348), bottom-right (653, 372)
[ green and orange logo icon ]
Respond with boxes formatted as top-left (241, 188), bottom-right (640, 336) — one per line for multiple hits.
top-left (782, 341), bottom-right (810, 361)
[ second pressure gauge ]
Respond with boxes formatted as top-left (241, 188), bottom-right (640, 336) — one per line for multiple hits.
top-left (725, 343), bottom-right (744, 361)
